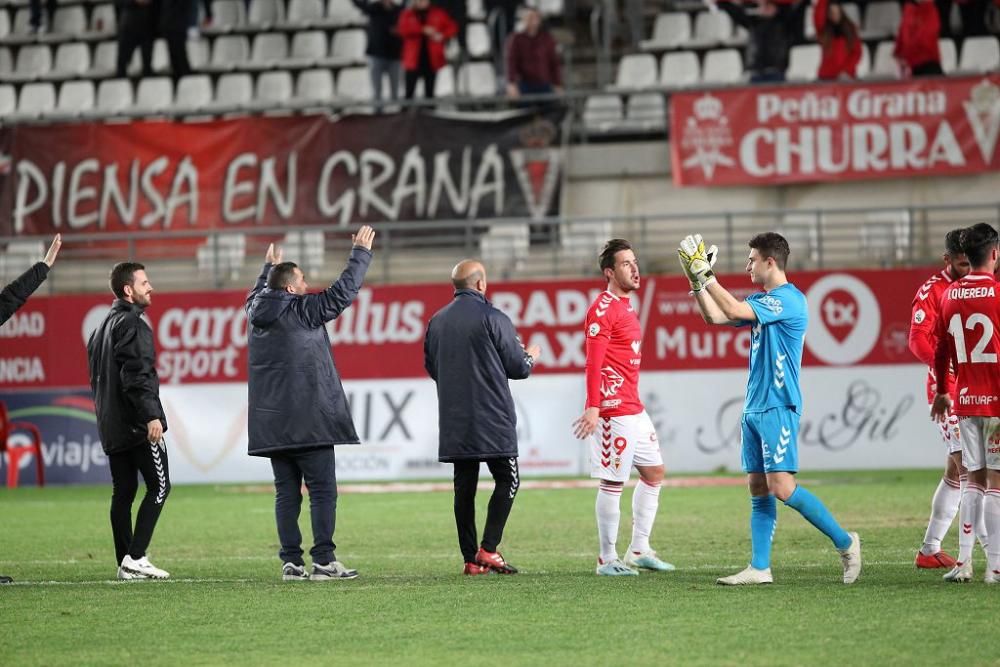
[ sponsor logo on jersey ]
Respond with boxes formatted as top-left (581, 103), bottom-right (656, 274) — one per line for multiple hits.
top-left (759, 295), bottom-right (783, 314)
top-left (913, 309), bottom-right (926, 324)
top-left (600, 366), bottom-right (625, 397)
top-left (958, 388), bottom-right (998, 406)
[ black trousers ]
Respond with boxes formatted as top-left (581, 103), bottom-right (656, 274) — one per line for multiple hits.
top-left (270, 448), bottom-right (337, 566)
top-left (116, 5), bottom-right (157, 78)
top-left (404, 68), bottom-right (437, 100)
top-left (163, 29), bottom-right (192, 80)
top-left (29, 0), bottom-right (56, 29)
top-left (912, 61), bottom-right (945, 77)
top-left (109, 440), bottom-right (171, 565)
top-left (453, 457), bottom-right (520, 563)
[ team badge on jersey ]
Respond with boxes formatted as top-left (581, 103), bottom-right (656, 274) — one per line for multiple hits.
top-left (913, 309), bottom-right (925, 324)
top-left (588, 323), bottom-right (600, 337)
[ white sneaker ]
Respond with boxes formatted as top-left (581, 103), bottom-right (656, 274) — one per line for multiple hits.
top-left (716, 566), bottom-right (773, 585)
top-left (282, 562), bottom-right (309, 581)
top-left (595, 558), bottom-right (639, 576)
top-left (120, 555), bottom-right (170, 580)
top-left (311, 560), bottom-right (358, 580)
top-left (943, 561), bottom-right (973, 583)
top-left (839, 532), bottom-right (862, 584)
top-left (985, 569), bottom-right (999, 585)
top-left (624, 550), bottom-right (676, 572)
top-left (117, 566), bottom-right (148, 581)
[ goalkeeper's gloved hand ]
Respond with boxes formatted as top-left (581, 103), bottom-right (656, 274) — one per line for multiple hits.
top-left (677, 234), bottom-right (718, 292)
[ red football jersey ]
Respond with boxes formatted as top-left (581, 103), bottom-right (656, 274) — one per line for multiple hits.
top-left (583, 290), bottom-right (644, 417)
top-left (909, 269), bottom-right (957, 403)
top-left (934, 272), bottom-right (1000, 417)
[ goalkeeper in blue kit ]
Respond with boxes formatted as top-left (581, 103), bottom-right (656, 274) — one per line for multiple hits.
top-left (678, 232), bottom-right (861, 585)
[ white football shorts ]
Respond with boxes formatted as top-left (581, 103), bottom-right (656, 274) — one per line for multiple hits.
top-left (957, 416), bottom-right (1000, 472)
top-left (929, 406), bottom-right (962, 455)
top-left (590, 410), bottom-right (663, 482)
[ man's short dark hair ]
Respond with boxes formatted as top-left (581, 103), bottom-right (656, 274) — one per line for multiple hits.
top-left (748, 232), bottom-right (790, 270)
top-left (960, 223), bottom-right (998, 267)
top-left (110, 262), bottom-right (145, 299)
top-left (599, 239), bottom-right (632, 272)
top-left (945, 228), bottom-right (966, 256)
top-left (267, 262), bottom-right (300, 290)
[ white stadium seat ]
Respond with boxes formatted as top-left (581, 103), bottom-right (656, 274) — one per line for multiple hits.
top-left (640, 12), bottom-right (691, 51)
top-left (958, 36), bottom-right (1000, 72)
top-left (863, 1), bottom-right (901, 38)
top-left (786, 43), bottom-right (821, 81)
top-left (612, 53), bottom-right (657, 90)
top-left (701, 48), bottom-right (743, 85)
top-left (690, 11), bottom-right (732, 47)
top-left (660, 51), bottom-right (700, 88)
top-left (583, 94), bottom-right (623, 132)
top-left (134, 76), bottom-right (174, 114)
top-left (96, 79), bottom-right (134, 114)
top-left (174, 74), bottom-right (214, 113)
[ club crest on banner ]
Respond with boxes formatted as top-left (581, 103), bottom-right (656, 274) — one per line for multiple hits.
top-left (963, 79), bottom-right (1000, 164)
top-left (509, 117), bottom-right (561, 221)
top-left (680, 93), bottom-right (735, 180)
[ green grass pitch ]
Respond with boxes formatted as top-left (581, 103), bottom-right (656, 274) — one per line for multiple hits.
top-left (1, 470), bottom-right (996, 666)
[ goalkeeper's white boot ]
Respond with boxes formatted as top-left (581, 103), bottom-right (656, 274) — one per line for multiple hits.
top-left (595, 558), bottom-right (639, 576)
top-left (984, 569), bottom-right (999, 585)
top-left (716, 565), bottom-right (773, 585)
top-left (942, 561), bottom-right (973, 583)
top-left (625, 550), bottom-right (676, 572)
top-left (120, 555), bottom-right (169, 580)
top-left (839, 531), bottom-right (862, 584)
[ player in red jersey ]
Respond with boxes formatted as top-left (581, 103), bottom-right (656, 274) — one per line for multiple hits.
top-left (572, 239), bottom-right (674, 576)
top-left (909, 229), bottom-right (983, 569)
top-left (931, 223), bottom-right (1000, 584)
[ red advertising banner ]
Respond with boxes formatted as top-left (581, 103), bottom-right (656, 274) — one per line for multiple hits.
top-left (0, 110), bottom-right (565, 236)
top-left (670, 74), bottom-right (1000, 186)
top-left (0, 267), bottom-right (930, 391)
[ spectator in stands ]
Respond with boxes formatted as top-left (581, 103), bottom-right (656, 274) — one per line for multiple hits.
top-left (814, 0), bottom-right (862, 80)
top-left (435, 0), bottom-right (468, 61)
top-left (353, 0), bottom-right (404, 107)
top-left (397, 0), bottom-right (458, 100)
top-left (486, 0), bottom-right (519, 56)
top-left (505, 7), bottom-right (562, 98)
top-left (717, 0), bottom-right (808, 83)
top-left (894, 0), bottom-right (943, 77)
top-left (116, 0), bottom-right (159, 78)
top-left (28, 0), bottom-right (56, 34)
top-left (161, 0), bottom-right (193, 80)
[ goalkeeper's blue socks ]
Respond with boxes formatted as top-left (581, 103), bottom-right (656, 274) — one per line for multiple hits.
top-left (750, 494), bottom-right (777, 570)
top-left (784, 486), bottom-right (852, 550)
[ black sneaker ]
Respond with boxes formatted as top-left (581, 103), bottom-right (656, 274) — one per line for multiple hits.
top-left (0, 575), bottom-right (12, 584)
top-left (281, 562), bottom-right (309, 581)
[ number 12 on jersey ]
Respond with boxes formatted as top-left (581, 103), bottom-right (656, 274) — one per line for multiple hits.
top-left (948, 313), bottom-right (998, 364)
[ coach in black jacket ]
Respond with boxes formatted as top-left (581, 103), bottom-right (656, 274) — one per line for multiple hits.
top-left (0, 234), bottom-right (60, 585)
top-left (245, 227), bottom-right (374, 582)
top-left (87, 262), bottom-right (171, 581)
top-left (424, 260), bottom-right (539, 575)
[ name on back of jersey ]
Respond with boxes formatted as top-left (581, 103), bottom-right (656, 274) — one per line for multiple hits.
top-left (949, 285), bottom-right (997, 299)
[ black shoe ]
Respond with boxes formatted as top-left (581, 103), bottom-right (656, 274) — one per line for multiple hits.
top-left (0, 575), bottom-right (13, 584)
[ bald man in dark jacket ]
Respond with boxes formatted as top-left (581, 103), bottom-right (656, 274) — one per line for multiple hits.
top-left (424, 260), bottom-right (540, 575)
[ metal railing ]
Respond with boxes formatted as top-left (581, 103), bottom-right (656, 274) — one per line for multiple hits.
top-left (3, 201), bottom-right (998, 294)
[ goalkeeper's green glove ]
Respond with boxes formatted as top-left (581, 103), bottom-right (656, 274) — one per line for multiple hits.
top-left (678, 234), bottom-right (718, 292)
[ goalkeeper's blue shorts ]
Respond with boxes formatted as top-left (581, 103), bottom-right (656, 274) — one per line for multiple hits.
top-left (741, 407), bottom-right (799, 474)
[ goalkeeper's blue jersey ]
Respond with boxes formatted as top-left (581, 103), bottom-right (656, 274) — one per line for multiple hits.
top-left (739, 283), bottom-right (807, 414)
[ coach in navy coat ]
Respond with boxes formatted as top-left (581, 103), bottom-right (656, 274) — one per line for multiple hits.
top-left (245, 227), bottom-right (374, 581)
top-left (424, 260), bottom-right (539, 575)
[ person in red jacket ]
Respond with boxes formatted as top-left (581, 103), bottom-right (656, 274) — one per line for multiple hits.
top-left (397, 0), bottom-right (458, 100)
top-left (894, 0), bottom-right (943, 77)
top-left (814, 0), bottom-right (862, 79)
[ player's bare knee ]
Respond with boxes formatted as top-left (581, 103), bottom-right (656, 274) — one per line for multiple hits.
top-left (765, 472), bottom-right (796, 501)
top-left (944, 452), bottom-right (962, 481)
top-left (637, 465), bottom-right (664, 484)
top-left (747, 473), bottom-right (769, 497)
